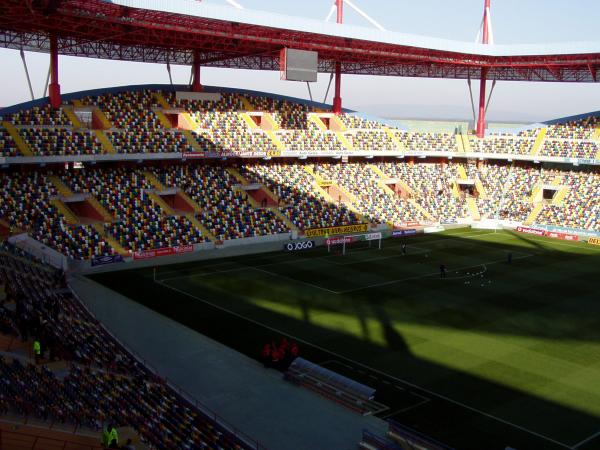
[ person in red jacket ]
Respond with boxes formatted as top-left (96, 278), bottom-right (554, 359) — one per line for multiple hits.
top-left (261, 343), bottom-right (271, 367)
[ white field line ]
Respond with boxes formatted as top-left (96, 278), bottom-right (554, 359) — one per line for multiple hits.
top-left (572, 430), bottom-right (600, 448)
top-left (154, 280), bottom-right (573, 450)
top-left (155, 229), bottom-right (497, 282)
top-left (379, 398), bottom-right (431, 418)
top-left (338, 253), bottom-right (533, 294)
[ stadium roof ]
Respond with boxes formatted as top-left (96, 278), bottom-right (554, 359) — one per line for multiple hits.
top-left (1, 0), bottom-right (600, 82)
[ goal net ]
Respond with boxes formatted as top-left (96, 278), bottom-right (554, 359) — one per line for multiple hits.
top-left (326, 232), bottom-right (382, 256)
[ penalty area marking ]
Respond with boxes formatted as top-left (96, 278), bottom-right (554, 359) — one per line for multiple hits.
top-left (154, 279), bottom-right (573, 449)
top-left (337, 253), bottom-right (533, 294)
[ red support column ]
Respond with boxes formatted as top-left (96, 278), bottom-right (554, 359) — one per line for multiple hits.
top-left (49, 35), bottom-right (61, 109)
top-left (333, 62), bottom-right (342, 114)
top-left (332, 0), bottom-right (344, 114)
top-left (191, 49), bottom-right (203, 92)
top-left (476, 0), bottom-right (491, 138)
top-left (476, 67), bottom-right (488, 138)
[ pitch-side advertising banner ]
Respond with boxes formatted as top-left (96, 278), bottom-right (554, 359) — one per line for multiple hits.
top-left (305, 224), bottom-right (368, 238)
top-left (588, 237), bottom-right (600, 246)
top-left (133, 245), bottom-right (194, 260)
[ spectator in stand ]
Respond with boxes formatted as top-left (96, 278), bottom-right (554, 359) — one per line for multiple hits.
top-left (33, 338), bottom-right (41, 364)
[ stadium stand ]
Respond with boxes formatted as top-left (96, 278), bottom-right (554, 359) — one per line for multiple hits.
top-left (61, 168), bottom-right (207, 252)
top-left (150, 165), bottom-right (289, 240)
top-left (19, 128), bottom-right (105, 156)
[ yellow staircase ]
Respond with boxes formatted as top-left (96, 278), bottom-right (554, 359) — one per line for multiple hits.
top-left (335, 131), bottom-right (353, 150)
top-left (384, 128), bottom-right (406, 152)
top-left (86, 197), bottom-right (115, 222)
top-left (226, 168), bottom-right (250, 185)
top-left (153, 92), bottom-right (171, 109)
top-left (262, 113), bottom-right (280, 131)
top-left (552, 188), bottom-right (568, 206)
top-left (62, 106), bottom-right (82, 128)
top-left (265, 130), bottom-right (285, 151)
top-left (457, 165), bottom-right (468, 180)
top-left (241, 97), bottom-right (255, 111)
top-left (529, 185), bottom-right (542, 203)
top-left (49, 175), bottom-right (74, 197)
top-left (50, 199), bottom-right (79, 225)
top-left (330, 115), bottom-right (347, 132)
top-left (592, 125), bottom-right (600, 158)
top-left (308, 114), bottom-right (328, 130)
top-left (182, 130), bottom-right (203, 152)
top-left (455, 135), bottom-right (466, 153)
top-left (475, 179), bottom-right (487, 199)
top-left (94, 130), bottom-right (116, 154)
top-left (92, 223), bottom-right (130, 257)
top-left (143, 171), bottom-right (167, 190)
top-left (148, 192), bottom-right (175, 215)
top-left (461, 134), bottom-right (471, 152)
top-left (240, 113), bottom-right (258, 129)
top-left (530, 128), bottom-right (548, 156)
top-left (154, 110), bottom-right (173, 129)
top-left (181, 113), bottom-right (200, 130)
top-left (2, 121), bottom-right (33, 156)
top-left (185, 213), bottom-right (217, 243)
top-left (467, 197), bottom-right (481, 221)
top-left (524, 203), bottom-right (544, 225)
top-left (91, 107), bottom-right (113, 129)
top-left (409, 198), bottom-right (436, 222)
top-left (268, 207), bottom-right (300, 233)
top-left (451, 182), bottom-right (461, 198)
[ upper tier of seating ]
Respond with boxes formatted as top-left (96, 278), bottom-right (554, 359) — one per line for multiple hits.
top-left (1, 89), bottom-right (598, 159)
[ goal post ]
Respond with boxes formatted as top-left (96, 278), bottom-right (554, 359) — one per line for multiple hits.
top-left (326, 232), bottom-right (382, 256)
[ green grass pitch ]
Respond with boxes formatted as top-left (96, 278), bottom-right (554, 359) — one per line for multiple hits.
top-left (92, 228), bottom-right (600, 450)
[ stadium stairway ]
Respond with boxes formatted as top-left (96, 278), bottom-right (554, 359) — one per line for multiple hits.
top-left (552, 187), bottom-right (569, 206)
top-left (226, 167), bottom-right (250, 185)
top-left (457, 165), bottom-right (468, 180)
top-left (147, 192), bottom-right (176, 215)
top-left (530, 128), bottom-right (548, 156)
top-left (49, 175), bottom-right (74, 197)
top-left (265, 130), bottom-right (286, 150)
top-left (593, 126), bottom-right (600, 158)
top-left (467, 197), bottom-right (481, 221)
top-left (262, 113), bottom-right (280, 130)
top-left (61, 105), bottom-right (83, 128)
top-left (240, 96), bottom-right (255, 111)
top-left (72, 100), bottom-right (113, 129)
top-left (49, 198), bottom-right (79, 225)
top-left (529, 185), bottom-right (542, 203)
top-left (182, 130), bottom-right (204, 152)
top-left (330, 115), bottom-right (347, 132)
top-left (335, 131), bottom-right (354, 150)
top-left (153, 109), bottom-right (173, 128)
top-left (384, 127), bottom-right (406, 152)
top-left (153, 92), bottom-right (171, 109)
top-left (185, 213), bottom-right (218, 243)
top-left (143, 171), bottom-right (167, 191)
top-left (475, 179), bottom-right (487, 199)
top-left (240, 113), bottom-right (259, 129)
top-left (94, 130), bottom-right (116, 154)
top-left (92, 223), bottom-right (130, 256)
top-left (524, 203), bottom-right (544, 225)
top-left (308, 114), bottom-right (328, 131)
top-left (455, 133), bottom-right (470, 153)
top-left (2, 121), bottom-right (33, 156)
top-left (181, 112), bottom-right (200, 130)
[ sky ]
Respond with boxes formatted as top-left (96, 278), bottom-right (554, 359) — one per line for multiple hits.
top-left (1, 0), bottom-right (600, 122)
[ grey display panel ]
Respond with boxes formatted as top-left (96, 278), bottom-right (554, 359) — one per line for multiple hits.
top-left (283, 48), bottom-right (318, 82)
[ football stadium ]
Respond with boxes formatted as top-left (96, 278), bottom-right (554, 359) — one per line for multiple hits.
top-left (0, 1), bottom-right (599, 449)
